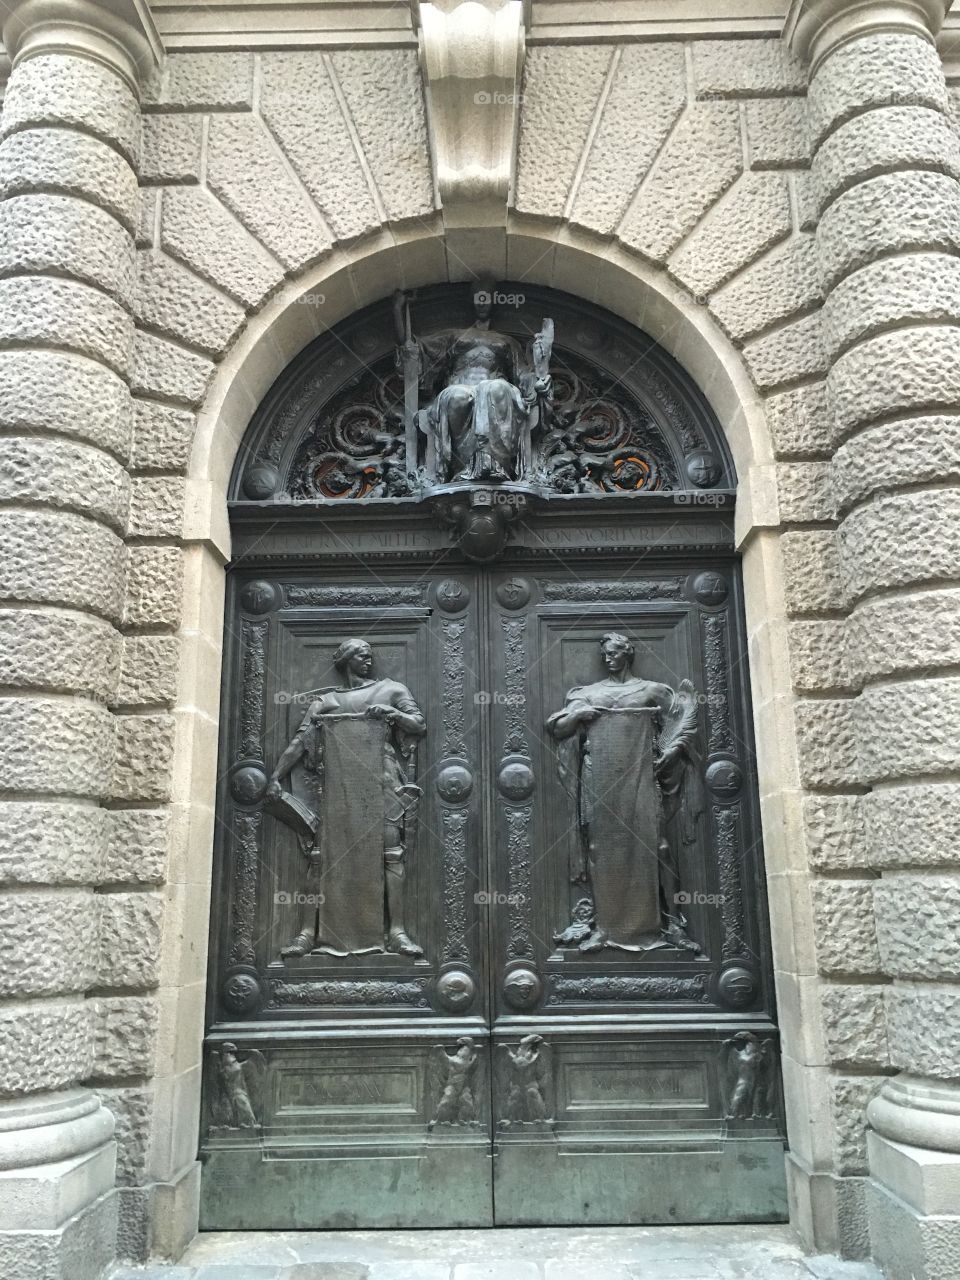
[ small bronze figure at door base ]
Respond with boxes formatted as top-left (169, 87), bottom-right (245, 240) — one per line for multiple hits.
top-left (208, 1043), bottom-right (266, 1132)
top-left (429, 1037), bottom-right (480, 1129)
top-left (499, 1034), bottom-right (553, 1127)
top-left (722, 1031), bottom-right (777, 1120)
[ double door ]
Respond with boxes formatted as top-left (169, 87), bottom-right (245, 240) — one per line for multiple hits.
top-left (201, 552), bottom-right (786, 1228)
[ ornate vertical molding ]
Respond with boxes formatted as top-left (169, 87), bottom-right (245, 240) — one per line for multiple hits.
top-left (441, 808), bottom-right (470, 962)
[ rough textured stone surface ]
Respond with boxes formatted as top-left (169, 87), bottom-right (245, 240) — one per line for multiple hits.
top-left (743, 310), bottom-right (828, 390)
top-left (0, 53), bottom-right (140, 163)
top-left (260, 51), bottom-right (382, 241)
top-left (0, 696), bottom-right (114, 797)
top-left (124, 547), bottom-right (183, 630)
top-left (127, 478), bottom-right (186, 540)
top-left (0, 275), bottom-right (132, 374)
top-left (161, 187), bottom-right (283, 309)
top-left (776, 461), bottom-right (834, 524)
top-left (869, 1177), bottom-right (960, 1280)
top-left (0, 1000), bottom-right (93, 1094)
top-left (781, 529), bottom-right (844, 615)
top-left (0, 890), bottom-right (98, 996)
top-left (885, 984), bottom-right (960, 1077)
top-left (96, 893), bottom-right (164, 990)
top-left (745, 98), bottom-right (809, 168)
top-left (829, 326), bottom-right (960, 436)
top-left (0, 349), bottom-right (130, 459)
top-left (111, 715), bottom-right (175, 803)
top-left (621, 103), bottom-right (743, 261)
top-left (140, 114), bottom-right (203, 185)
top-left (875, 877), bottom-right (960, 980)
top-left (0, 127), bottom-right (138, 232)
top-left (811, 881), bottom-right (879, 977)
top-left (0, 191), bottom-right (134, 307)
top-left (101, 809), bottom-right (169, 885)
top-left (145, 52), bottom-right (254, 111)
top-left (711, 235), bottom-right (822, 342)
top-left (807, 31), bottom-right (948, 147)
top-left (794, 698), bottom-right (859, 788)
top-left (814, 106), bottom-right (960, 213)
top-left (691, 38), bottom-right (806, 97)
top-left (765, 381), bottom-right (835, 458)
top-left (794, 171), bottom-right (818, 231)
top-left (331, 49), bottom-right (435, 224)
top-left (0, 509), bottom-right (125, 621)
top-left (788, 619), bottom-right (849, 693)
top-left (569, 43), bottom-right (686, 234)
top-left (515, 45), bottom-right (611, 219)
top-left (839, 490), bottom-right (960, 600)
top-left (136, 252), bottom-right (245, 357)
top-left (823, 255), bottom-right (960, 363)
top-left (833, 415), bottom-right (960, 511)
top-left (847, 589), bottom-right (960, 683)
top-left (130, 400), bottom-right (196, 474)
top-left (132, 332), bottom-right (214, 408)
top-left (0, 801), bottom-right (105, 885)
top-left (804, 794), bottom-right (867, 873)
top-left (821, 985), bottom-right (889, 1069)
top-left (0, 436), bottom-right (128, 533)
top-left (669, 172), bottom-right (792, 298)
top-left (856, 677), bottom-right (960, 783)
top-left (91, 996), bottom-right (157, 1080)
top-left (830, 1076), bottom-right (883, 1175)
top-left (206, 115), bottom-right (330, 271)
top-left (817, 171), bottom-right (960, 291)
top-left (0, 608), bottom-right (119, 702)
top-left (137, 187), bottom-right (157, 249)
top-left (118, 635), bottom-right (180, 707)
top-left (863, 783), bottom-right (960, 870)
top-left (99, 1085), bottom-right (151, 1185)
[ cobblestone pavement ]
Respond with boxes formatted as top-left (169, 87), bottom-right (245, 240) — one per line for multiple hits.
top-left (112, 1226), bottom-right (883, 1280)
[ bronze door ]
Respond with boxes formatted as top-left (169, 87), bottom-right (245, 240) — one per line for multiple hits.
top-left (200, 545), bottom-right (787, 1229)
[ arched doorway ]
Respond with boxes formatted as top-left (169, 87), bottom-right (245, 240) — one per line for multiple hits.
top-left (199, 284), bottom-right (786, 1229)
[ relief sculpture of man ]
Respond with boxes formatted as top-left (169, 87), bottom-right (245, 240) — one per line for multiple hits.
top-left (547, 632), bottom-right (702, 954)
top-left (266, 638), bottom-right (426, 959)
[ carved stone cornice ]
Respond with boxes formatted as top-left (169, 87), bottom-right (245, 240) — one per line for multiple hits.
top-left (418, 0), bottom-right (525, 229)
top-left (2, 0), bottom-right (163, 90)
top-left (785, 0), bottom-right (948, 66)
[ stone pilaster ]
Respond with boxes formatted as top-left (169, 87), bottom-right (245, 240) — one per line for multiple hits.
top-left (0, 2), bottom-right (159, 1277)
top-left (787, 2), bottom-right (960, 1277)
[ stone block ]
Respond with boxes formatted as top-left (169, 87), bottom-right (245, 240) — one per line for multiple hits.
top-left (846, 588), bottom-right (960, 684)
top-left (98, 1086), bottom-right (151, 1186)
top-left (0, 1184), bottom-right (118, 1280)
top-left (331, 49), bottom-right (434, 224)
top-left (875, 877), bottom-right (960, 980)
top-left (776, 461), bottom-right (835, 524)
top-left (814, 107), bottom-right (960, 214)
top-left (0, 436), bottom-right (129, 533)
top-left (91, 996), bottom-right (157, 1080)
top-left (0, 801), bottom-right (105, 885)
top-left (832, 1075), bottom-right (884, 1175)
top-left (803, 794), bottom-right (866, 874)
top-left (0, 509), bottom-right (125, 622)
top-left (130, 400), bottom-right (196, 474)
top-left (0, 53), bottom-right (140, 163)
top-left (0, 193), bottom-right (135, 308)
top-left (886, 985), bottom-right (960, 1078)
top-left (111, 714), bottom-right (175, 803)
top-left (691, 38), bottom-right (806, 97)
top-left (127, 477), bottom-right (186, 540)
top-left (668, 172), bottom-right (792, 298)
top-left (0, 1143), bottom-right (116, 1231)
top-left (811, 880), bottom-right (880, 977)
top-left (821, 985), bottom-right (890, 1069)
top-left (833, 415), bottom-right (960, 512)
top-left (0, 608), bottom-right (119, 703)
top-left (140, 114), bottom-right (202, 184)
top-left (743, 310), bottom-right (827, 390)
top-left (0, 890), bottom-right (98, 996)
top-left (620, 102), bottom-right (743, 261)
top-left (0, 349), bottom-right (131, 460)
top-left (788, 619), bottom-right (850, 693)
top-left (0, 1000), bottom-right (93, 1092)
top-left (830, 326), bottom-right (960, 437)
top-left (147, 52), bottom-right (254, 110)
top-left (794, 698), bottom-right (860, 788)
top-left (132, 332), bottom-right (214, 408)
top-left (206, 115), bottom-right (330, 273)
top-left (0, 276), bottom-right (132, 375)
top-left (568, 43), bottom-right (686, 235)
top-left (765, 381), bottom-right (836, 459)
top-left (161, 186), bottom-right (283, 310)
top-left (137, 188), bottom-right (157, 248)
top-left (514, 45), bottom-right (611, 220)
top-left (857, 677), bottom-right (960, 784)
top-left (0, 127), bottom-right (138, 233)
top-left (96, 893), bottom-right (163, 990)
top-left (794, 171), bottom-right (818, 231)
top-left (817, 171), bottom-right (960, 292)
top-left (839, 489), bottom-right (960, 601)
top-left (808, 30), bottom-right (948, 147)
top-left (0, 696), bottom-right (114, 797)
top-left (711, 235), bottom-right (822, 344)
top-left (117, 635), bottom-right (180, 708)
top-left (863, 783), bottom-right (960, 870)
top-left (101, 809), bottom-right (170, 885)
top-left (780, 529), bottom-right (844, 615)
top-left (135, 252), bottom-right (245, 359)
top-left (746, 98), bottom-right (809, 168)
top-left (123, 547), bottom-right (183, 631)
top-left (869, 1131), bottom-right (960, 1217)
